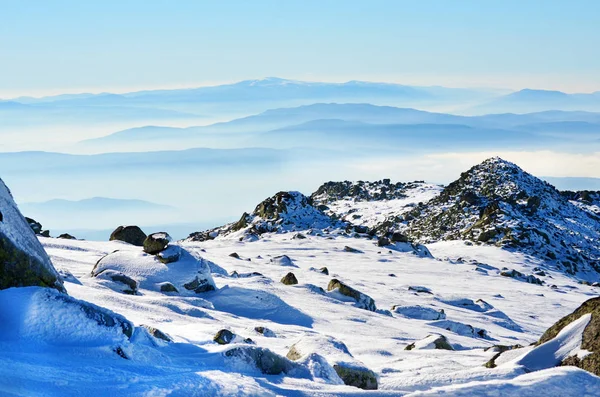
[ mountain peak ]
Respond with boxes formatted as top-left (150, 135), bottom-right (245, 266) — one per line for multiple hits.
top-left (406, 159), bottom-right (600, 278)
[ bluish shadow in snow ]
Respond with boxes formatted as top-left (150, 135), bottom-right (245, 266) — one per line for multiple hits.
top-left (206, 286), bottom-right (314, 328)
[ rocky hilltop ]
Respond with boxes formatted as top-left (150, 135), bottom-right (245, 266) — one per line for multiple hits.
top-left (405, 157), bottom-right (600, 278)
top-left (186, 191), bottom-right (354, 242)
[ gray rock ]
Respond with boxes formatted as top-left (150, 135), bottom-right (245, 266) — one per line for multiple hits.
top-left (143, 232), bottom-right (171, 254)
top-left (0, 178), bottom-right (64, 292)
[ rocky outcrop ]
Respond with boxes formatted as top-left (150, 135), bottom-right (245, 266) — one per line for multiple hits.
top-left (405, 157), bottom-right (600, 277)
top-left (0, 179), bottom-right (64, 292)
top-left (224, 346), bottom-right (302, 375)
top-left (185, 191), bottom-right (345, 241)
top-left (538, 296), bottom-right (600, 376)
top-left (109, 225), bottom-right (147, 246)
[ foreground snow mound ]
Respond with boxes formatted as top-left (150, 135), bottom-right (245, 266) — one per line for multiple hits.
top-left (0, 287), bottom-right (132, 348)
top-left (406, 366), bottom-right (600, 397)
top-left (406, 157), bottom-right (600, 278)
top-left (0, 178), bottom-right (64, 291)
top-left (92, 246), bottom-right (216, 295)
top-left (186, 191), bottom-right (347, 241)
top-left (287, 335), bottom-right (378, 390)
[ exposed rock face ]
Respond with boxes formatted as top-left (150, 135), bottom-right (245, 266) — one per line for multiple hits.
top-left (58, 233), bottom-right (76, 240)
top-left (286, 335), bottom-right (378, 390)
top-left (109, 225), bottom-right (147, 246)
top-left (327, 279), bottom-right (376, 311)
top-left (185, 191), bottom-right (345, 241)
top-left (537, 296), bottom-right (600, 376)
top-left (0, 179), bottom-right (64, 292)
top-left (143, 232), bottom-right (171, 254)
top-left (406, 157), bottom-right (600, 277)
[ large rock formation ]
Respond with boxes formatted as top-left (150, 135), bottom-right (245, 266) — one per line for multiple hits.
top-left (0, 179), bottom-right (64, 292)
top-left (186, 191), bottom-right (347, 241)
top-left (406, 157), bottom-right (600, 277)
top-left (537, 296), bottom-right (600, 376)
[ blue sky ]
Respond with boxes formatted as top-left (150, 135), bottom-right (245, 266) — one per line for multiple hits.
top-left (1, 0), bottom-right (599, 96)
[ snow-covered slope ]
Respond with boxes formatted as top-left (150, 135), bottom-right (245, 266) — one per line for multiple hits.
top-left (3, 158), bottom-right (600, 395)
top-left (311, 180), bottom-right (443, 231)
top-left (2, 233), bottom-right (599, 396)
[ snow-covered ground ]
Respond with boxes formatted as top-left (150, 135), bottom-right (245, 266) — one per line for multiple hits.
top-left (2, 233), bottom-right (599, 396)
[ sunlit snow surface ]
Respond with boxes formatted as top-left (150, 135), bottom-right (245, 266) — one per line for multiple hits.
top-left (1, 234), bottom-right (599, 396)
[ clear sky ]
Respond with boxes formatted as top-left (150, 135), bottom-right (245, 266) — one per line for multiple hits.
top-left (1, 0), bottom-right (599, 97)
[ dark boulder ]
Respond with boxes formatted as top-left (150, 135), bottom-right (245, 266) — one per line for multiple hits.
top-left (109, 225), bottom-right (147, 246)
top-left (214, 329), bottom-right (236, 345)
top-left (25, 217), bottom-right (42, 234)
top-left (281, 272), bottom-right (298, 285)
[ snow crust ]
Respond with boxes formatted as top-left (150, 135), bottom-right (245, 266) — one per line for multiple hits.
top-left (1, 230), bottom-right (599, 395)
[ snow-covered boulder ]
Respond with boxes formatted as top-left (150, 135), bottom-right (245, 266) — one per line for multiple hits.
top-left (224, 346), bottom-right (304, 376)
top-left (91, 246), bottom-right (216, 294)
top-left (143, 232), bottom-right (171, 254)
top-left (286, 335), bottom-right (378, 390)
top-left (0, 179), bottom-right (64, 292)
top-left (392, 305), bottom-right (446, 320)
top-left (327, 279), bottom-right (376, 311)
top-left (405, 334), bottom-right (454, 351)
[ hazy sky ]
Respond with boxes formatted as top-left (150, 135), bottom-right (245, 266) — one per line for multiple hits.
top-left (2, 0), bottom-right (599, 97)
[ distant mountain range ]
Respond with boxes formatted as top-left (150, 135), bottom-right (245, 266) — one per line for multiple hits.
top-left (77, 103), bottom-right (600, 153)
top-left (471, 89), bottom-right (600, 114)
top-left (20, 197), bottom-right (172, 212)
